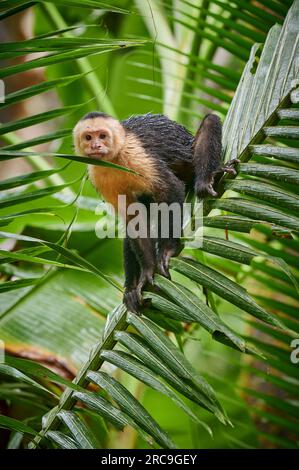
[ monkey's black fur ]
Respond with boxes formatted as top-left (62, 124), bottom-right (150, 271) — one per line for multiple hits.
top-left (82, 111), bottom-right (110, 120)
top-left (122, 113), bottom-right (224, 196)
top-left (122, 114), bottom-right (194, 165)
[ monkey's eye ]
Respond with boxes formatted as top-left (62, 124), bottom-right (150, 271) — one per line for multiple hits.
top-left (99, 133), bottom-right (106, 139)
top-left (85, 134), bottom-right (92, 141)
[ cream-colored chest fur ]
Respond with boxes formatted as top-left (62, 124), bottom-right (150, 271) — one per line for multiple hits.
top-left (88, 133), bottom-right (160, 211)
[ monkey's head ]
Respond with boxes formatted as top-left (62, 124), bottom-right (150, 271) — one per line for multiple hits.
top-left (73, 112), bottom-right (125, 161)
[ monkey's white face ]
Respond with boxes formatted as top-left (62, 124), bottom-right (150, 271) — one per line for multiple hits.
top-left (74, 117), bottom-right (125, 161)
top-left (81, 127), bottom-right (112, 157)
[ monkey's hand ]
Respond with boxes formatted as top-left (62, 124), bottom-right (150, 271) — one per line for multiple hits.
top-left (123, 268), bottom-right (154, 315)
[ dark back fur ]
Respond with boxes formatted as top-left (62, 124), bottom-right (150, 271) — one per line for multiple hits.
top-left (122, 114), bottom-right (194, 164)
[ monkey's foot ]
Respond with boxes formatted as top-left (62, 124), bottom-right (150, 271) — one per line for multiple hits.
top-left (157, 244), bottom-right (182, 278)
top-left (123, 288), bottom-right (142, 315)
top-left (195, 178), bottom-right (218, 198)
top-left (157, 254), bottom-right (171, 279)
top-left (213, 158), bottom-right (240, 177)
top-left (123, 268), bottom-right (155, 315)
top-left (137, 268), bottom-right (155, 290)
top-left (195, 159), bottom-right (240, 198)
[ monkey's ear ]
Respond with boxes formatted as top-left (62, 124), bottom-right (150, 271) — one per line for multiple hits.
top-left (73, 121), bottom-right (80, 136)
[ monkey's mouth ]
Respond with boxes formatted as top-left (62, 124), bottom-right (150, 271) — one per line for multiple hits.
top-left (87, 149), bottom-right (109, 158)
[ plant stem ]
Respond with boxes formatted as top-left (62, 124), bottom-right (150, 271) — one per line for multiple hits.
top-left (179, 0), bottom-right (210, 125)
top-left (31, 304), bottom-right (128, 448)
top-left (40, 2), bottom-right (116, 117)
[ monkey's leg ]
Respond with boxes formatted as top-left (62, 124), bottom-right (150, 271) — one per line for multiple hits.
top-left (123, 235), bottom-right (141, 314)
top-left (132, 236), bottom-right (156, 287)
top-left (124, 206), bottom-right (157, 313)
top-left (156, 176), bottom-right (185, 279)
top-left (193, 114), bottom-right (239, 198)
top-left (124, 236), bottom-right (156, 314)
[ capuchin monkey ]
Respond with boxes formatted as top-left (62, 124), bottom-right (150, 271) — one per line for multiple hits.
top-left (73, 112), bottom-right (238, 313)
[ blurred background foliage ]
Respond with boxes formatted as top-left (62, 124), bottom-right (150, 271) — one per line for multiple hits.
top-left (0, 0), bottom-right (298, 449)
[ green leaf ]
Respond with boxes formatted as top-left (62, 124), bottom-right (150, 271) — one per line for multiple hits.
top-left (46, 431), bottom-right (79, 449)
top-left (87, 371), bottom-right (176, 449)
top-left (242, 388), bottom-right (299, 419)
top-left (0, 165), bottom-right (68, 191)
top-left (0, 415), bottom-right (37, 436)
top-left (0, 363), bottom-right (54, 396)
top-left (100, 349), bottom-right (212, 436)
top-left (127, 314), bottom-right (219, 399)
top-left (264, 126), bottom-right (299, 139)
top-left (238, 164), bottom-right (299, 186)
top-left (0, 0), bottom-right (130, 14)
top-left (222, 2), bottom-right (299, 164)
top-left (210, 198), bottom-right (299, 232)
top-left (151, 275), bottom-right (246, 352)
top-left (0, 182), bottom-right (73, 209)
top-left (4, 356), bottom-right (86, 394)
top-left (0, 43), bottom-right (143, 78)
top-left (171, 257), bottom-right (284, 328)
top-left (0, 106), bottom-right (81, 135)
top-left (0, 2), bottom-right (35, 20)
top-left (211, 0), bottom-right (271, 32)
top-left (203, 215), bottom-right (288, 235)
top-left (73, 391), bottom-right (125, 431)
top-left (0, 278), bottom-right (40, 293)
top-left (251, 145), bottom-right (299, 164)
top-left (115, 331), bottom-right (222, 417)
top-left (0, 249), bottom-right (87, 272)
top-left (1, 37), bottom-right (145, 54)
top-left (73, 391), bottom-right (155, 446)
top-left (0, 231), bottom-right (121, 290)
top-left (225, 179), bottom-right (299, 213)
top-left (143, 292), bottom-right (191, 323)
top-left (0, 150), bottom-right (137, 174)
top-left (0, 75), bottom-right (81, 108)
top-left (3, 129), bottom-right (72, 151)
top-left (202, 236), bottom-right (257, 264)
top-left (57, 411), bottom-right (99, 449)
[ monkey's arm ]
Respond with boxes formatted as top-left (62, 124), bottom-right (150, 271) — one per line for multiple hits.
top-left (193, 114), bottom-right (239, 198)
